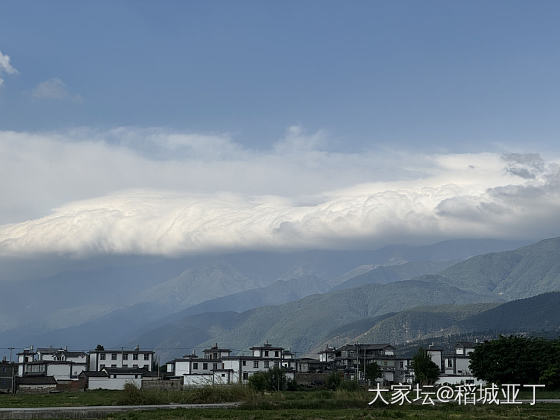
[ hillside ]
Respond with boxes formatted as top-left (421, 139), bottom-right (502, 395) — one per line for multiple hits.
top-left (441, 237), bottom-right (560, 299)
top-left (459, 291), bottom-right (560, 331)
top-left (332, 260), bottom-right (457, 291)
top-left (132, 277), bottom-right (495, 361)
top-left (314, 293), bottom-right (560, 355)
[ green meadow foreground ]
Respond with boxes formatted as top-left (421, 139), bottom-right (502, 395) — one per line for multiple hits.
top-left (2, 387), bottom-right (560, 419)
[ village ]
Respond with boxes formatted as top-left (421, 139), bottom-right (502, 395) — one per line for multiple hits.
top-left (0, 340), bottom-right (482, 394)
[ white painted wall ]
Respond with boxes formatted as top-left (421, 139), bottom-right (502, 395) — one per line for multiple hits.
top-left (88, 376), bottom-right (142, 390)
top-left (184, 374), bottom-right (214, 387)
top-left (46, 364), bottom-right (70, 381)
top-left (175, 361), bottom-right (191, 376)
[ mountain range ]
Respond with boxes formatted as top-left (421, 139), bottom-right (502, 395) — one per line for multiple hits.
top-left (6, 236), bottom-right (560, 362)
top-left (129, 237), bottom-right (560, 361)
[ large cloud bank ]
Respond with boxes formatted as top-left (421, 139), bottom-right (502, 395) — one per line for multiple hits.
top-left (0, 128), bottom-right (558, 256)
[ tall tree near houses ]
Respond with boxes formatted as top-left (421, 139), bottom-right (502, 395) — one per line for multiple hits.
top-left (412, 347), bottom-right (440, 385)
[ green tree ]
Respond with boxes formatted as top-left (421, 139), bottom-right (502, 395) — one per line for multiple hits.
top-left (470, 336), bottom-right (560, 387)
top-left (365, 362), bottom-right (382, 384)
top-left (248, 371), bottom-right (267, 392)
top-left (412, 347), bottom-right (440, 385)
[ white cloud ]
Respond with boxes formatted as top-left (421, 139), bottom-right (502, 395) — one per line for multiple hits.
top-left (0, 127), bottom-right (558, 257)
top-left (0, 50), bottom-right (18, 87)
top-left (32, 77), bottom-right (82, 102)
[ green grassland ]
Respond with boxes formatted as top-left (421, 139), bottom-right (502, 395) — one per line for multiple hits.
top-left (1, 387), bottom-right (560, 419)
top-left (0, 389), bottom-right (121, 407)
top-left (105, 405), bottom-right (560, 420)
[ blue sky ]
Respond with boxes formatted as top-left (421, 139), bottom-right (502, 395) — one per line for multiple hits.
top-left (2, 1), bottom-right (560, 256)
top-left (1, 0), bottom-right (560, 151)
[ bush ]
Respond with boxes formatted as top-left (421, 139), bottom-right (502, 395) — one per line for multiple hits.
top-left (325, 371), bottom-right (342, 390)
top-left (118, 383), bottom-right (254, 405)
top-left (338, 380), bottom-right (361, 391)
top-left (247, 367), bottom-right (289, 392)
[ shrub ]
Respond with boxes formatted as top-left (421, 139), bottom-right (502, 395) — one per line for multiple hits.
top-left (325, 371), bottom-right (342, 390)
top-left (247, 368), bottom-right (289, 392)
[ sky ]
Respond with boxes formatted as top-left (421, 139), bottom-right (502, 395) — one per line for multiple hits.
top-left (1, 0), bottom-right (560, 257)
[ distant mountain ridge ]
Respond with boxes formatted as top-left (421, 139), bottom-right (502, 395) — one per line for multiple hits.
top-left (131, 277), bottom-right (497, 360)
top-left (440, 237), bottom-right (560, 299)
top-left (128, 237), bottom-right (560, 361)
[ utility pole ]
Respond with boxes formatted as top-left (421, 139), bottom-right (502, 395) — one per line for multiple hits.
top-left (355, 343), bottom-right (359, 382)
top-left (363, 348), bottom-right (366, 385)
top-left (8, 346), bottom-right (16, 394)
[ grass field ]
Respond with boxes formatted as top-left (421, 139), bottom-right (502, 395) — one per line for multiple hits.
top-left (2, 387), bottom-right (560, 419)
top-left (103, 404), bottom-right (560, 420)
top-left (0, 390), bottom-right (121, 407)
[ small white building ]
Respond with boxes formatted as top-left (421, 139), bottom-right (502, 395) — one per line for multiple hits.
top-left (82, 367), bottom-right (147, 390)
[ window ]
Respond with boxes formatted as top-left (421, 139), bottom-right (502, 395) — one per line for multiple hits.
top-left (111, 353), bottom-right (117, 360)
top-left (133, 354), bottom-right (138, 360)
top-left (400, 361), bottom-right (404, 368)
top-left (264, 361), bottom-right (269, 368)
top-left (447, 359), bottom-right (453, 368)
top-left (221, 373), bottom-right (225, 377)
top-left (213, 363), bottom-right (217, 370)
top-left (203, 363), bottom-right (208, 370)
top-left (264, 350), bottom-right (269, 357)
top-left (253, 361), bottom-right (259, 368)
top-left (144, 354), bottom-right (150, 360)
top-left (123, 354), bottom-right (128, 360)
top-left (274, 361), bottom-right (279, 368)
top-left (243, 372), bottom-right (248, 380)
top-left (274, 351), bottom-right (279, 357)
top-left (193, 363), bottom-right (198, 369)
top-left (242, 360), bottom-right (246, 366)
top-left (100, 354), bottom-right (106, 360)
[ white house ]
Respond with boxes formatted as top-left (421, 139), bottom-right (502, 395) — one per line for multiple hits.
top-left (166, 345), bottom-right (235, 387)
top-left (17, 347), bottom-right (88, 381)
top-left (429, 342), bottom-right (484, 385)
top-left (222, 342), bottom-right (295, 384)
top-left (89, 346), bottom-right (154, 372)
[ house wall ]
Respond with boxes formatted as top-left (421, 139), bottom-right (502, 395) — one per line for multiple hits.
top-left (455, 357), bottom-right (472, 375)
top-left (175, 361), bottom-right (191, 376)
top-left (427, 350), bottom-right (442, 370)
top-left (223, 358), bottom-right (281, 384)
top-left (184, 374), bottom-right (214, 387)
top-left (88, 376), bottom-right (142, 390)
top-left (142, 378), bottom-right (183, 390)
top-left (17, 384), bottom-right (57, 394)
top-left (94, 352), bottom-right (152, 370)
top-left (213, 371), bottom-right (232, 384)
top-left (46, 364), bottom-right (71, 381)
top-left (436, 375), bottom-right (484, 386)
